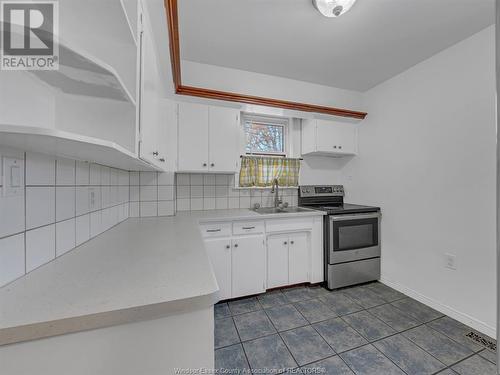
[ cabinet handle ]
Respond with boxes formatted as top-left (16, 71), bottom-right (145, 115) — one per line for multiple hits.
top-left (206, 229), bottom-right (221, 233)
top-left (290, 241), bottom-right (294, 244)
top-left (234, 243), bottom-right (238, 248)
top-left (225, 245), bottom-right (230, 249)
top-left (339, 146), bottom-right (342, 149)
top-left (152, 151), bottom-right (159, 156)
top-left (333, 146), bottom-right (337, 149)
top-left (203, 163), bottom-right (207, 167)
top-left (242, 226), bottom-right (255, 230)
top-left (211, 163), bottom-right (215, 167)
top-left (284, 241), bottom-right (288, 245)
top-left (159, 158), bottom-right (165, 162)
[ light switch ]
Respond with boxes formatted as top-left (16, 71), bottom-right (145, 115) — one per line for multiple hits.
top-left (10, 166), bottom-right (21, 187)
top-left (2, 157), bottom-right (24, 197)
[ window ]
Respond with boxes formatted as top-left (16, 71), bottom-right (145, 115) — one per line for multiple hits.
top-left (243, 115), bottom-right (288, 156)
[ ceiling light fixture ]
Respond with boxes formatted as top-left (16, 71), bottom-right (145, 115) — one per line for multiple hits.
top-left (312, 0), bottom-right (358, 17)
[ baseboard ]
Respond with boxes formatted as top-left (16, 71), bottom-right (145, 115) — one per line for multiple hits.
top-left (380, 276), bottom-right (496, 339)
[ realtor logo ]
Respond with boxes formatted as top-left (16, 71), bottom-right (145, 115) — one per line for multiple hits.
top-left (1, 1), bottom-right (59, 70)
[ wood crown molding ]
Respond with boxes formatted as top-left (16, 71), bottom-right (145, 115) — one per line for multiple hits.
top-left (163, 0), bottom-right (367, 120)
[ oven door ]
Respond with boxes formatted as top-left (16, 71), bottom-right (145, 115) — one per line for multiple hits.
top-left (329, 213), bottom-right (381, 264)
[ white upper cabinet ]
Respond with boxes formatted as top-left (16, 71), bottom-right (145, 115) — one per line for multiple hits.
top-left (301, 119), bottom-right (358, 157)
top-left (138, 4), bottom-right (171, 171)
top-left (178, 102), bottom-right (239, 173)
top-left (209, 107), bottom-right (240, 173)
top-left (178, 102), bottom-right (210, 171)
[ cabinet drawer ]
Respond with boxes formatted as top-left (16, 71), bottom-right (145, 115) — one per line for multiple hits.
top-left (200, 222), bottom-right (232, 238)
top-left (233, 221), bottom-right (264, 235)
top-left (266, 218), bottom-right (313, 233)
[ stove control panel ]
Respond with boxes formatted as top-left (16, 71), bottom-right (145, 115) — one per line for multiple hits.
top-left (299, 185), bottom-right (344, 197)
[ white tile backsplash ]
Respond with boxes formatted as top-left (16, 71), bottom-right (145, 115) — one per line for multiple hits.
top-left (75, 214), bottom-right (90, 246)
top-left (90, 211), bottom-right (102, 237)
top-left (0, 150), bottom-right (139, 288)
top-left (75, 161), bottom-right (90, 185)
top-left (101, 166), bottom-right (111, 186)
top-left (158, 201), bottom-right (175, 216)
top-left (174, 173), bottom-right (298, 211)
top-left (56, 187), bottom-right (75, 221)
top-left (56, 218), bottom-right (76, 257)
top-left (56, 158), bottom-right (75, 186)
top-left (158, 172), bottom-right (174, 185)
top-left (140, 171), bottom-right (157, 186)
top-left (140, 186), bottom-right (158, 201)
top-left (89, 164), bottom-right (101, 185)
top-left (26, 187), bottom-right (55, 229)
top-left (158, 185), bottom-right (174, 201)
top-left (129, 202), bottom-right (140, 217)
top-left (0, 194), bottom-right (25, 238)
top-left (26, 152), bottom-right (55, 185)
top-left (140, 201), bottom-right (157, 217)
top-left (26, 224), bottom-right (55, 272)
top-left (129, 171), bottom-right (140, 185)
top-left (177, 185), bottom-right (190, 198)
top-left (0, 150), bottom-right (176, 288)
top-left (0, 234), bottom-right (25, 286)
top-left (76, 186), bottom-right (90, 215)
top-left (176, 173), bottom-right (190, 186)
top-left (130, 186), bottom-right (140, 202)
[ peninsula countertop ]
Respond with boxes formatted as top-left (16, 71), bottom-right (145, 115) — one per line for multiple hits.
top-left (0, 208), bottom-right (324, 346)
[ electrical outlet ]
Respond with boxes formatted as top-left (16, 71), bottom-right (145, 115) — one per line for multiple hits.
top-left (445, 253), bottom-right (457, 270)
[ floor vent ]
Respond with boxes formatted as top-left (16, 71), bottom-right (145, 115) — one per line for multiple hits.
top-left (465, 331), bottom-right (497, 352)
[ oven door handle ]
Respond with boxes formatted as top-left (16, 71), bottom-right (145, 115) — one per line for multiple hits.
top-left (330, 213), bottom-right (381, 221)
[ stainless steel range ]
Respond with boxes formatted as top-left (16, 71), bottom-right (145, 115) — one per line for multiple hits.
top-left (298, 185), bottom-right (381, 289)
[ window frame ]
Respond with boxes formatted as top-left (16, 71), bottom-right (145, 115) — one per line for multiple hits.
top-left (242, 114), bottom-right (289, 157)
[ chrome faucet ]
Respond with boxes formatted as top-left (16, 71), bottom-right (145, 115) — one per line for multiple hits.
top-left (271, 178), bottom-right (282, 208)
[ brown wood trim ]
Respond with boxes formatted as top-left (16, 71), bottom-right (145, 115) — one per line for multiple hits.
top-left (163, 0), bottom-right (367, 120)
top-left (177, 85), bottom-right (367, 119)
top-left (164, 0), bottom-right (182, 87)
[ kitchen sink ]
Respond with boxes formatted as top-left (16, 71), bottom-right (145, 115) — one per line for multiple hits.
top-left (253, 206), bottom-right (315, 215)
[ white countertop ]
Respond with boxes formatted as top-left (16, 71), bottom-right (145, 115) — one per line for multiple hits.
top-left (0, 208), bottom-right (324, 346)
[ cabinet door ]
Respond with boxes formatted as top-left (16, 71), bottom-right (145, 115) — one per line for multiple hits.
top-left (138, 7), bottom-right (161, 167)
top-left (335, 125), bottom-right (357, 155)
top-left (267, 235), bottom-right (289, 289)
top-left (316, 120), bottom-right (357, 155)
top-left (315, 119), bottom-right (342, 153)
top-left (289, 233), bottom-right (309, 284)
top-left (232, 236), bottom-right (266, 298)
top-left (157, 99), bottom-right (177, 172)
top-left (208, 106), bottom-right (239, 173)
top-left (205, 238), bottom-right (232, 301)
top-left (178, 102), bottom-right (209, 171)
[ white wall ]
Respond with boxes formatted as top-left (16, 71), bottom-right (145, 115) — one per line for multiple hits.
top-left (181, 60), bottom-right (365, 112)
top-left (342, 26), bottom-right (496, 335)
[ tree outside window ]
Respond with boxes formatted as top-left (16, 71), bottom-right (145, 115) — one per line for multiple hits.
top-left (244, 117), bottom-right (287, 155)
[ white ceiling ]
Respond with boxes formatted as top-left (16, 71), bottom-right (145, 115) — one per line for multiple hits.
top-left (178, 0), bottom-right (494, 92)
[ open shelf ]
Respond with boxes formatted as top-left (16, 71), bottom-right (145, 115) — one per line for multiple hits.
top-left (31, 43), bottom-right (135, 104)
top-left (26, 0), bottom-right (138, 104)
top-left (0, 124), bottom-right (160, 171)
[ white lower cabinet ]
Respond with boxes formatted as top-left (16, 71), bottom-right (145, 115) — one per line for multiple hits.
top-left (232, 236), bottom-right (266, 298)
top-left (205, 238), bottom-right (232, 300)
top-left (267, 232), bottom-right (309, 288)
top-left (267, 235), bottom-right (289, 288)
top-left (288, 233), bottom-right (309, 284)
top-left (201, 217), bottom-right (322, 300)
